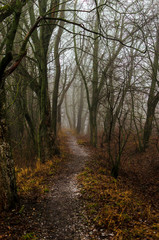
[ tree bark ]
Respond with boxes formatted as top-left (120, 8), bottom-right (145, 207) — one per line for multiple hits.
top-left (0, 87), bottom-right (17, 211)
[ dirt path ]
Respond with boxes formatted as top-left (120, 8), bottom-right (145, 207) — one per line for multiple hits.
top-left (37, 133), bottom-right (90, 240)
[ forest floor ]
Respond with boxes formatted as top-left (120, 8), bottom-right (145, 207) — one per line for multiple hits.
top-left (0, 131), bottom-right (159, 239)
top-left (0, 132), bottom-right (96, 240)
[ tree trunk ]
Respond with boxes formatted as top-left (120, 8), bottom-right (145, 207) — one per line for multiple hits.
top-left (0, 87), bottom-right (17, 211)
top-left (143, 27), bottom-right (159, 150)
top-left (143, 94), bottom-right (159, 149)
top-left (65, 94), bottom-right (73, 129)
top-left (90, 108), bottom-right (97, 147)
top-left (52, 2), bottom-right (65, 136)
top-left (76, 81), bottom-right (84, 134)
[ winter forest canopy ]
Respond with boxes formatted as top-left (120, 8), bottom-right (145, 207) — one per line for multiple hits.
top-left (0, 0), bottom-right (159, 213)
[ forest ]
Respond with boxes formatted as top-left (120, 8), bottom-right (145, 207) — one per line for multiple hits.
top-left (0, 0), bottom-right (159, 239)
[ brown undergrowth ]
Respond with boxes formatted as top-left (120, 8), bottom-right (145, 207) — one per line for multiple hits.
top-left (77, 136), bottom-right (159, 239)
top-left (16, 157), bottom-right (62, 200)
top-left (16, 131), bottom-right (69, 200)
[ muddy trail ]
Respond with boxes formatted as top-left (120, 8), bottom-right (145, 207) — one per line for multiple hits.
top-left (35, 133), bottom-right (90, 240)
